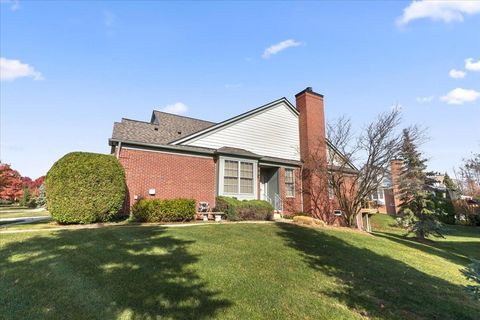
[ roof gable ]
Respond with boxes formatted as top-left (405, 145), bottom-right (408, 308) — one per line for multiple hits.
top-left (173, 98), bottom-right (301, 161)
top-left (171, 98), bottom-right (298, 145)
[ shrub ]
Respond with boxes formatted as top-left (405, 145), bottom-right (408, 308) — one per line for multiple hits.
top-left (36, 184), bottom-right (47, 208)
top-left (45, 152), bottom-right (126, 224)
top-left (214, 196), bottom-right (274, 221)
top-left (19, 188), bottom-right (36, 208)
top-left (433, 192), bottom-right (456, 225)
top-left (131, 198), bottom-right (196, 222)
top-left (453, 200), bottom-right (480, 226)
top-left (0, 199), bottom-right (13, 206)
top-left (293, 215), bottom-right (326, 227)
top-left (466, 211), bottom-right (480, 227)
top-left (283, 212), bottom-right (309, 220)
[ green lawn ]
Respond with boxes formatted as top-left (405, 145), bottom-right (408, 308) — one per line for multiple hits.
top-left (1, 217), bottom-right (479, 319)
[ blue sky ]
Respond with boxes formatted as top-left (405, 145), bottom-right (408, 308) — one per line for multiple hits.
top-left (1, 0), bottom-right (479, 178)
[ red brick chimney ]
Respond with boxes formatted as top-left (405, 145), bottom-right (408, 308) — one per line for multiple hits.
top-left (296, 87), bottom-right (328, 217)
top-left (390, 159), bottom-right (403, 214)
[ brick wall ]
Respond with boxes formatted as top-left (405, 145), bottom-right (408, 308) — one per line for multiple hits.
top-left (118, 147), bottom-right (216, 210)
top-left (296, 88), bottom-right (329, 217)
top-left (279, 167), bottom-right (303, 214)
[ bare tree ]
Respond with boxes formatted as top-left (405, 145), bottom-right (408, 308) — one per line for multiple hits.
top-left (303, 109), bottom-right (403, 227)
top-left (455, 152), bottom-right (480, 197)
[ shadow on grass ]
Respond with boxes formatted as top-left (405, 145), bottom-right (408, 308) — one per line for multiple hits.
top-left (373, 231), bottom-right (480, 265)
top-left (0, 227), bottom-right (231, 319)
top-left (372, 232), bottom-right (471, 265)
top-left (276, 223), bottom-right (479, 320)
top-left (441, 225), bottom-right (480, 238)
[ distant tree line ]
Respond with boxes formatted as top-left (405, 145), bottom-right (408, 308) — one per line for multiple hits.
top-left (0, 163), bottom-right (46, 208)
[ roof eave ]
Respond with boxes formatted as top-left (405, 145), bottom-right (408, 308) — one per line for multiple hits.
top-left (108, 138), bottom-right (216, 156)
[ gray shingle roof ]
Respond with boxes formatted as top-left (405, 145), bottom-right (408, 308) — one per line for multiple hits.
top-left (215, 146), bottom-right (262, 159)
top-left (111, 112), bottom-right (215, 145)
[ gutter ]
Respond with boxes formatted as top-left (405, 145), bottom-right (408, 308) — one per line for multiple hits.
top-left (109, 138), bottom-right (303, 167)
top-left (116, 141), bottom-right (122, 159)
top-left (108, 138), bottom-right (216, 157)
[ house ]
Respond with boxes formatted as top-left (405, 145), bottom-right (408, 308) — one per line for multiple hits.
top-left (370, 164), bottom-right (453, 215)
top-left (109, 87), bottom-right (362, 224)
top-left (368, 177), bottom-right (397, 215)
top-left (364, 159), bottom-right (405, 215)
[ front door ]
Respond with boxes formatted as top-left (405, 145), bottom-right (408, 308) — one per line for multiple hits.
top-left (260, 172), bottom-right (267, 201)
top-left (260, 167), bottom-right (279, 208)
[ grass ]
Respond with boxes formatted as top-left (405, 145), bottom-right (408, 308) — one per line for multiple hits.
top-left (1, 217), bottom-right (479, 319)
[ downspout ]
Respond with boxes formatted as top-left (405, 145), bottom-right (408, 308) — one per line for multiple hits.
top-left (300, 166), bottom-right (304, 213)
top-left (116, 141), bottom-right (122, 159)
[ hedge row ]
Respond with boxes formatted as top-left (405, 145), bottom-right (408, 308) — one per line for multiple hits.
top-left (131, 198), bottom-right (196, 222)
top-left (214, 196), bottom-right (274, 221)
top-left (45, 152), bottom-right (126, 224)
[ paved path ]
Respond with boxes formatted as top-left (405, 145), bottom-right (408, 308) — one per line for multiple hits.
top-left (0, 216), bottom-right (50, 222)
top-left (0, 208), bottom-right (47, 214)
top-left (0, 220), bottom-right (277, 234)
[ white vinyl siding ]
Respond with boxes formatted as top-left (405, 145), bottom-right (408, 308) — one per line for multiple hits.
top-left (218, 157), bottom-right (258, 200)
top-left (183, 102), bottom-right (300, 161)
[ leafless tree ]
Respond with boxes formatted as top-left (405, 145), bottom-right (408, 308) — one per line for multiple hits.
top-left (303, 108), bottom-right (404, 227)
top-left (455, 152), bottom-right (480, 197)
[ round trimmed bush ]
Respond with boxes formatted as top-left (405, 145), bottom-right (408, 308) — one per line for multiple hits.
top-left (45, 152), bottom-right (126, 224)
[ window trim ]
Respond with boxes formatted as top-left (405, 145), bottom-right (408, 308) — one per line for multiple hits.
top-left (218, 156), bottom-right (258, 199)
top-left (370, 188), bottom-right (384, 201)
top-left (239, 161), bottom-right (254, 194)
top-left (285, 168), bottom-right (295, 198)
top-left (223, 160), bottom-right (239, 194)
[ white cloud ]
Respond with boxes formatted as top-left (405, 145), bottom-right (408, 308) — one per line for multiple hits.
top-left (441, 88), bottom-right (480, 105)
top-left (262, 39), bottom-right (302, 59)
top-left (397, 0), bottom-right (480, 26)
top-left (160, 102), bottom-right (188, 115)
top-left (465, 58), bottom-right (480, 71)
top-left (449, 68), bottom-right (466, 79)
top-left (416, 96), bottom-right (435, 103)
top-left (0, 0), bottom-right (20, 11)
top-left (0, 57), bottom-right (43, 81)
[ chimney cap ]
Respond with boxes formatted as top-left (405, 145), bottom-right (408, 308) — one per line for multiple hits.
top-left (295, 87), bottom-right (324, 98)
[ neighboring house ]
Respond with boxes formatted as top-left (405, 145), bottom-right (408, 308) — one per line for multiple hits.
top-left (372, 162), bottom-right (451, 215)
top-left (366, 160), bottom-right (408, 215)
top-left (109, 87), bottom-right (361, 223)
top-left (426, 174), bottom-right (448, 198)
top-left (369, 176), bottom-right (397, 215)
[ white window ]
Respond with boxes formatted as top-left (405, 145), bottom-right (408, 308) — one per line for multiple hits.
top-left (285, 169), bottom-right (295, 197)
top-left (240, 162), bottom-right (254, 194)
top-left (224, 160), bottom-right (239, 193)
top-left (371, 188), bottom-right (384, 201)
top-left (221, 158), bottom-right (256, 196)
